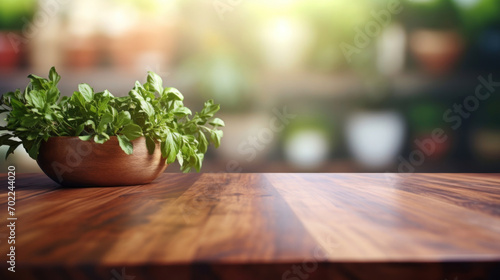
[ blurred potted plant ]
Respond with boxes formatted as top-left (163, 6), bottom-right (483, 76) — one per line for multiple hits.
top-left (0, 0), bottom-right (36, 70)
top-left (407, 100), bottom-right (452, 160)
top-left (63, 0), bottom-right (103, 69)
top-left (404, 0), bottom-right (464, 75)
top-left (283, 114), bottom-right (333, 170)
top-left (178, 32), bottom-right (253, 111)
top-left (346, 109), bottom-right (405, 169)
top-left (99, 0), bottom-right (179, 71)
top-left (345, 84), bottom-right (406, 170)
top-left (471, 99), bottom-right (500, 162)
top-left (296, 0), bottom-right (376, 72)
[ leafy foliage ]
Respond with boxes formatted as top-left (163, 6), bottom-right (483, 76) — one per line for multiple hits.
top-left (0, 68), bottom-right (224, 172)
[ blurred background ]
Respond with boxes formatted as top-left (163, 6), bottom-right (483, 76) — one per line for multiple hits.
top-left (0, 0), bottom-right (499, 173)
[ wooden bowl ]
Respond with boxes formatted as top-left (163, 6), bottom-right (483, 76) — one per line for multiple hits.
top-left (37, 136), bottom-right (167, 187)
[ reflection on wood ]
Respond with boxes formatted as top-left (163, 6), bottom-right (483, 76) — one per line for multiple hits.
top-left (0, 173), bottom-right (499, 279)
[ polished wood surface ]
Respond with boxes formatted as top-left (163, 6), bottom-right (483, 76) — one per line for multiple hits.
top-left (0, 173), bottom-right (499, 279)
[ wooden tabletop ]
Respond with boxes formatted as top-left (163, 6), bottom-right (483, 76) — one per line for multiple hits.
top-left (1, 173), bottom-right (499, 280)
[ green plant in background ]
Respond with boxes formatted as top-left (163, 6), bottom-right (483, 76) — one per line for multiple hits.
top-left (0, 67), bottom-right (224, 172)
top-left (294, 0), bottom-right (375, 71)
top-left (402, 0), bottom-right (460, 30)
top-left (0, 0), bottom-right (36, 30)
top-left (408, 101), bottom-right (444, 133)
top-left (452, 0), bottom-right (500, 39)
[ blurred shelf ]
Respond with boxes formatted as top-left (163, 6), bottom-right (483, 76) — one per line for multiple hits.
top-left (255, 71), bottom-right (365, 101)
top-left (256, 70), bottom-right (500, 102)
top-left (2, 68), bottom-right (499, 101)
top-left (391, 71), bottom-right (500, 97)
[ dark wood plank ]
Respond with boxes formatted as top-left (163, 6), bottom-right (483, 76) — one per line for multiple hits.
top-left (267, 173), bottom-right (500, 261)
top-left (98, 174), bottom-right (318, 264)
top-left (0, 173), bottom-right (62, 202)
top-left (385, 173), bottom-right (500, 217)
top-left (0, 173), bottom-right (499, 280)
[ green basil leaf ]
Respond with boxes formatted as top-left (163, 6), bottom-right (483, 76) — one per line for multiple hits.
top-left (28, 91), bottom-right (45, 109)
top-left (147, 71), bottom-right (163, 94)
top-left (160, 140), bottom-right (167, 158)
top-left (21, 116), bottom-right (38, 127)
top-left (72, 91), bottom-right (86, 107)
top-left (176, 151), bottom-right (184, 167)
top-left (10, 98), bottom-right (24, 112)
top-left (129, 89), bottom-right (154, 116)
top-left (161, 131), bottom-right (179, 164)
top-left (78, 83), bottom-right (94, 102)
top-left (84, 120), bottom-right (96, 130)
top-left (134, 81), bottom-right (143, 91)
top-left (139, 87), bottom-right (156, 102)
top-left (94, 133), bottom-right (109, 144)
top-left (0, 134), bottom-right (13, 145)
top-left (44, 113), bottom-right (53, 121)
top-left (210, 130), bottom-right (223, 148)
top-left (117, 134), bottom-right (133, 155)
top-left (27, 140), bottom-right (41, 159)
top-left (79, 135), bottom-right (93, 141)
top-left (97, 99), bottom-right (110, 114)
top-left (121, 123), bottom-right (142, 140)
top-left (28, 74), bottom-right (48, 90)
top-left (49, 67), bottom-right (61, 85)
top-left (198, 132), bottom-right (208, 153)
top-left (46, 86), bottom-right (60, 104)
top-left (209, 118), bottom-right (225, 127)
top-left (172, 106), bottom-right (192, 116)
top-left (181, 165), bottom-right (191, 173)
top-left (103, 89), bottom-right (114, 98)
top-left (75, 123), bottom-right (85, 136)
top-left (115, 111), bottom-right (132, 128)
top-left (97, 113), bottom-right (113, 133)
top-left (195, 153), bottom-right (204, 172)
top-left (145, 135), bottom-right (155, 154)
top-left (163, 87), bottom-right (184, 101)
top-left (201, 100), bottom-right (220, 117)
top-left (5, 141), bottom-right (21, 160)
top-left (27, 132), bottom-right (38, 140)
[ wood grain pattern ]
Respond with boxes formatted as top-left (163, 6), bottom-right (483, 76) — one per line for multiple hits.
top-left (0, 173), bottom-right (499, 280)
